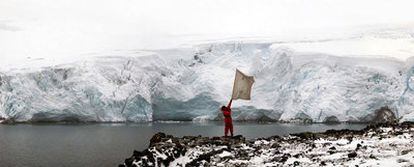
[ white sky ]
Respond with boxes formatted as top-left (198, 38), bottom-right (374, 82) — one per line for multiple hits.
top-left (1, 0), bottom-right (414, 68)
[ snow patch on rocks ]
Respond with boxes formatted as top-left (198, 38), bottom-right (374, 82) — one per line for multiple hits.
top-left (120, 122), bottom-right (414, 166)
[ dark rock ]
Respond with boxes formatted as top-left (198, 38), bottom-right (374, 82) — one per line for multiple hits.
top-left (186, 149), bottom-right (224, 166)
top-left (327, 146), bottom-right (336, 154)
top-left (327, 150), bottom-right (336, 155)
top-left (163, 153), bottom-right (175, 166)
top-left (235, 150), bottom-right (250, 160)
top-left (232, 135), bottom-right (244, 140)
top-left (401, 149), bottom-right (413, 155)
top-left (346, 136), bottom-right (353, 143)
top-left (397, 159), bottom-right (408, 163)
top-left (0, 117), bottom-right (16, 124)
top-left (280, 153), bottom-right (291, 163)
top-left (211, 136), bottom-right (221, 140)
top-left (274, 150), bottom-right (282, 155)
top-left (363, 106), bottom-right (397, 123)
top-left (133, 150), bottom-right (142, 159)
top-left (401, 121), bottom-right (414, 129)
top-left (156, 157), bottom-right (167, 166)
top-left (324, 116), bottom-right (340, 124)
top-left (149, 132), bottom-right (166, 147)
top-left (356, 143), bottom-right (362, 151)
top-left (320, 161), bottom-right (326, 166)
top-left (322, 143), bottom-right (331, 147)
top-left (293, 161), bottom-right (300, 166)
top-left (280, 156), bottom-right (288, 163)
top-left (271, 143), bottom-right (281, 148)
top-left (324, 129), bottom-right (364, 137)
top-left (124, 157), bottom-right (134, 167)
top-left (142, 149), bottom-right (155, 164)
top-left (348, 152), bottom-right (357, 158)
top-left (292, 132), bottom-right (316, 140)
top-left (268, 135), bottom-right (281, 140)
top-left (395, 131), bottom-right (403, 135)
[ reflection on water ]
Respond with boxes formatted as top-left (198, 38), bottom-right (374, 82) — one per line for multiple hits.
top-left (0, 122), bottom-right (367, 167)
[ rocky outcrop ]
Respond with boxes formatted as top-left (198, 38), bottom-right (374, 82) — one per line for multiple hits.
top-left (362, 106), bottom-right (397, 123)
top-left (120, 122), bottom-right (414, 166)
top-left (323, 116), bottom-right (340, 124)
top-left (0, 117), bottom-right (14, 124)
top-left (372, 106), bottom-right (397, 123)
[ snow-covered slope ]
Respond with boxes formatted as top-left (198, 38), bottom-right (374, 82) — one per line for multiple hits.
top-left (1, 42), bottom-right (414, 123)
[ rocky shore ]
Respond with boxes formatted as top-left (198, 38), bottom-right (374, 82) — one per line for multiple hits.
top-left (120, 122), bottom-right (414, 167)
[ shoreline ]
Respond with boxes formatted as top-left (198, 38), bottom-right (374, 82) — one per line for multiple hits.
top-left (0, 119), bottom-right (372, 125)
top-left (120, 122), bottom-right (414, 167)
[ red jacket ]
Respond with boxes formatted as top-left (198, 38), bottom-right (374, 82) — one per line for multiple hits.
top-left (222, 99), bottom-right (233, 125)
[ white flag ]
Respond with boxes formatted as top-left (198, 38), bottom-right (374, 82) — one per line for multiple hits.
top-left (231, 69), bottom-right (255, 100)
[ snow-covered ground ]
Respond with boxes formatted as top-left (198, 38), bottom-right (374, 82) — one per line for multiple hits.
top-left (121, 122), bottom-right (414, 167)
top-left (1, 29), bottom-right (414, 123)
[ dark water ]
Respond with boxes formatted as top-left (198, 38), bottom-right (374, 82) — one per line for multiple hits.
top-left (0, 122), bottom-right (367, 167)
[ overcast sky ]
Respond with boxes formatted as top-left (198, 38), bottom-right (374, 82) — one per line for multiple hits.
top-left (1, 0), bottom-right (414, 66)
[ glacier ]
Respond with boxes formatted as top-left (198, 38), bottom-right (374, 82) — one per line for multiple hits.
top-left (1, 42), bottom-right (414, 123)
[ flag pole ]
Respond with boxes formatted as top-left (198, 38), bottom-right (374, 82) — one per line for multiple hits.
top-left (231, 69), bottom-right (238, 100)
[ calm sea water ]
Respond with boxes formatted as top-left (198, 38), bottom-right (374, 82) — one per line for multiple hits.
top-left (0, 122), bottom-right (367, 167)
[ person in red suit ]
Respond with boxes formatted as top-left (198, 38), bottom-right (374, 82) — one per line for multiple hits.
top-left (221, 99), bottom-right (233, 137)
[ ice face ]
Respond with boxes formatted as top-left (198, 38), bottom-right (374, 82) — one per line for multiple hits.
top-left (0, 42), bottom-right (414, 123)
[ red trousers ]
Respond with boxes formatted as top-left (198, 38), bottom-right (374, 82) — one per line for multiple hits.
top-left (224, 123), bottom-right (233, 137)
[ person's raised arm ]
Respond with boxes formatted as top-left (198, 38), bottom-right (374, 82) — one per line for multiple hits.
top-left (227, 99), bottom-right (233, 109)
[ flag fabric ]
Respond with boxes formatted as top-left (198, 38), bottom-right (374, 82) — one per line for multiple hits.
top-left (231, 69), bottom-right (255, 100)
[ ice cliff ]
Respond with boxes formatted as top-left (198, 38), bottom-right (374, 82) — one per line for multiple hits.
top-left (1, 42), bottom-right (414, 123)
